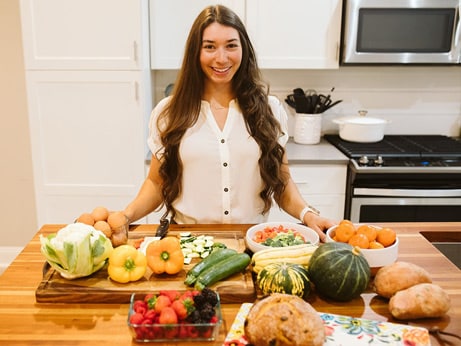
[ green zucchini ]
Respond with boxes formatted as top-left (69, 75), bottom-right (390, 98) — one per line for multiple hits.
top-left (194, 252), bottom-right (251, 290)
top-left (184, 248), bottom-right (237, 286)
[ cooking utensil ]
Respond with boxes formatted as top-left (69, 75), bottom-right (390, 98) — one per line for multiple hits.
top-left (155, 218), bottom-right (169, 238)
top-left (323, 99), bottom-right (342, 112)
top-left (293, 94), bottom-right (310, 113)
top-left (285, 94), bottom-right (297, 109)
top-left (333, 110), bottom-right (388, 143)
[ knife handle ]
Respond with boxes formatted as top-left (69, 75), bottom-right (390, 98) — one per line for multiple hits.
top-left (155, 218), bottom-right (170, 238)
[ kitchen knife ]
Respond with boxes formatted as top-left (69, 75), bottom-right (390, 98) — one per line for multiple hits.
top-left (155, 218), bottom-right (170, 238)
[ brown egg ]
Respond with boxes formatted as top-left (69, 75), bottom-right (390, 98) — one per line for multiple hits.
top-left (76, 212), bottom-right (95, 226)
top-left (91, 206), bottom-right (109, 222)
top-left (94, 220), bottom-right (112, 238)
top-left (111, 231), bottom-right (128, 247)
top-left (107, 211), bottom-right (128, 230)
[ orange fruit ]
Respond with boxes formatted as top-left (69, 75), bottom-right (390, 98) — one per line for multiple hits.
top-left (369, 241), bottom-right (385, 249)
top-left (339, 219), bottom-right (354, 227)
top-left (357, 224), bottom-right (378, 242)
top-left (376, 227), bottom-right (397, 247)
top-left (335, 223), bottom-right (356, 243)
top-left (348, 233), bottom-right (370, 249)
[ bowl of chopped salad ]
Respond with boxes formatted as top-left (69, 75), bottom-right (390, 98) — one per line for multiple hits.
top-left (245, 222), bottom-right (319, 253)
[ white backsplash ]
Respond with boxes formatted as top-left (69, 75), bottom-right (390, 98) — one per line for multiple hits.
top-left (152, 66), bottom-right (461, 137)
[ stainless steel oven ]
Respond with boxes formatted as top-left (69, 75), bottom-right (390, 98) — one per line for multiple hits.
top-left (325, 135), bottom-right (461, 223)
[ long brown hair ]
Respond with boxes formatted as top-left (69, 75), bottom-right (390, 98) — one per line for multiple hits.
top-left (157, 5), bottom-right (287, 220)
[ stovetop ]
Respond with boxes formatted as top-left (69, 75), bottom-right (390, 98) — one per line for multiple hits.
top-left (324, 135), bottom-right (461, 171)
top-left (324, 135), bottom-right (461, 158)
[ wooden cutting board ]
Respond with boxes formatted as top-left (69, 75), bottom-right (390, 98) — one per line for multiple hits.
top-left (35, 229), bottom-right (256, 304)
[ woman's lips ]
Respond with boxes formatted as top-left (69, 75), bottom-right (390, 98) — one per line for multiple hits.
top-left (212, 66), bottom-right (231, 74)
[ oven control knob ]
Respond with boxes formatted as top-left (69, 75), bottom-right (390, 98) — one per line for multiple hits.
top-left (359, 156), bottom-right (369, 165)
top-left (374, 156), bottom-right (384, 166)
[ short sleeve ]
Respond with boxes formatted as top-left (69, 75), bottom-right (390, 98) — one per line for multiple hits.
top-left (268, 95), bottom-right (289, 147)
top-left (147, 96), bottom-right (171, 159)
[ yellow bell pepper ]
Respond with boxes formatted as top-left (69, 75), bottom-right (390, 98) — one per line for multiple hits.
top-left (108, 244), bottom-right (147, 283)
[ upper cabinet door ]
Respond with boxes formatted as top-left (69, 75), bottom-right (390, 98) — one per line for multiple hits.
top-left (246, 0), bottom-right (342, 69)
top-left (149, 0), bottom-right (245, 69)
top-left (20, 0), bottom-right (143, 70)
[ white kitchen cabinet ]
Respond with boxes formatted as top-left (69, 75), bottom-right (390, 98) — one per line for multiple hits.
top-left (149, 0), bottom-right (245, 69)
top-left (268, 164), bottom-right (346, 222)
top-left (24, 71), bottom-right (147, 224)
top-left (20, 0), bottom-right (144, 70)
top-left (149, 0), bottom-right (342, 69)
top-left (245, 0), bottom-right (342, 69)
top-left (20, 0), bottom-right (152, 226)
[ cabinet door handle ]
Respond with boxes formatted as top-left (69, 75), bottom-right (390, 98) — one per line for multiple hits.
top-left (133, 41), bottom-right (138, 62)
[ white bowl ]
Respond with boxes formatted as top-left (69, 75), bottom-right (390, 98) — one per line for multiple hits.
top-left (326, 224), bottom-right (399, 274)
top-left (245, 222), bottom-right (319, 253)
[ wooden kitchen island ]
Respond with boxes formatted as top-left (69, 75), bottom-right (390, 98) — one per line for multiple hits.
top-left (0, 223), bottom-right (460, 345)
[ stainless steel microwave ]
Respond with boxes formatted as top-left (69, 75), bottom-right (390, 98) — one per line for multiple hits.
top-left (341, 0), bottom-right (461, 64)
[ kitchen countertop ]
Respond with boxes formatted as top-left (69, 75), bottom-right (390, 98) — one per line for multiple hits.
top-left (286, 137), bottom-right (349, 164)
top-left (145, 137), bottom-right (349, 165)
top-left (0, 222), bottom-right (460, 345)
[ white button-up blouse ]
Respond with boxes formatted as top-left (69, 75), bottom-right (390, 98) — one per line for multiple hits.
top-left (147, 95), bottom-right (289, 224)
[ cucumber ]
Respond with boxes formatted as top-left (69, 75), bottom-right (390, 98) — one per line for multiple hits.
top-left (184, 248), bottom-right (237, 286)
top-left (194, 252), bottom-right (251, 290)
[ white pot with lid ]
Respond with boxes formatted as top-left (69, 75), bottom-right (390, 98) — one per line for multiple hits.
top-left (333, 110), bottom-right (388, 143)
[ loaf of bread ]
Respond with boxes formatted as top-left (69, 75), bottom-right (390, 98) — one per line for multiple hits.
top-left (244, 293), bottom-right (325, 346)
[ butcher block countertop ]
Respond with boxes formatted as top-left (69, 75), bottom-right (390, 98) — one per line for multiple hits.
top-left (0, 222), bottom-right (460, 345)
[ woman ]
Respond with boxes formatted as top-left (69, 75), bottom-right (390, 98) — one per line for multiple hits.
top-left (123, 5), bottom-right (334, 241)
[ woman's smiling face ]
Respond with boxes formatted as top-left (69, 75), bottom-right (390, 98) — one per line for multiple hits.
top-left (200, 22), bottom-right (242, 87)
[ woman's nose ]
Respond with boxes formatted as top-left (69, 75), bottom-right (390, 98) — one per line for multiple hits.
top-left (215, 47), bottom-right (228, 63)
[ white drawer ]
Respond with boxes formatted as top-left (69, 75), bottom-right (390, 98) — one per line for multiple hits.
top-left (290, 165), bottom-right (347, 194)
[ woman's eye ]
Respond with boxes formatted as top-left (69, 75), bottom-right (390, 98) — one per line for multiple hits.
top-left (203, 44), bottom-right (215, 50)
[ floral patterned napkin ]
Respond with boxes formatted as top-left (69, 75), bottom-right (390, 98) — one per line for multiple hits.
top-left (223, 303), bottom-right (430, 346)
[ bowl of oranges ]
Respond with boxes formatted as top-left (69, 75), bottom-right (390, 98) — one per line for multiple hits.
top-left (326, 220), bottom-right (399, 275)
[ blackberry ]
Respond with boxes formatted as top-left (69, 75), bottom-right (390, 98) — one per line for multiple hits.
top-left (201, 288), bottom-right (219, 307)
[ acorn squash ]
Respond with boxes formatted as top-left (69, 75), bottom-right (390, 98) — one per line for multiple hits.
top-left (256, 262), bottom-right (311, 299)
top-left (308, 242), bottom-right (370, 301)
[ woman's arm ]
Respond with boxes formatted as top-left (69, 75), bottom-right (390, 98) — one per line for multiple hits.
top-left (123, 154), bottom-right (164, 223)
top-left (276, 153), bottom-right (335, 242)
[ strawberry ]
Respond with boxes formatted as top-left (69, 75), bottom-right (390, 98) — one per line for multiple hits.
top-left (171, 297), bottom-right (194, 320)
top-left (153, 295), bottom-right (171, 312)
top-left (159, 290), bottom-right (181, 302)
top-left (158, 307), bottom-right (178, 324)
top-left (164, 326), bottom-right (179, 338)
top-left (178, 324), bottom-right (189, 338)
top-left (133, 300), bottom-right (147, 315)
top-left (144, 293), bottom-right (155, 303)
top-left (129, 312), bottom-right (144, 325)
top-left (186, 325), bottom-right (199, 338)
top-left (144, 309), bottom-right (156, 322)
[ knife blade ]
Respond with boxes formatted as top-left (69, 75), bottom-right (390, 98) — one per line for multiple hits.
top-left (155, 218), bottom-right (170, 238)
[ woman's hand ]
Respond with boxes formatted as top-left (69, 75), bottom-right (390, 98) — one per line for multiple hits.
top-left (303, 212), bottom-right (336, 243)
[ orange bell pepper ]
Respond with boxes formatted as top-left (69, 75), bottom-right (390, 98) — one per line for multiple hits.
top-left (146, 237), bottom-right (184, 275)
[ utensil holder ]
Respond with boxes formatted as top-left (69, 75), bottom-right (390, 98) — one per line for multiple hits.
top-left (294, 113), bottom-right (322, 144)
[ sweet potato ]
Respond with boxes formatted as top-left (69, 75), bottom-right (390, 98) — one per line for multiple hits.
top-left (389, 283), bottom-right (451, 320)
top-left (373, 261), bottom-right (432, 298)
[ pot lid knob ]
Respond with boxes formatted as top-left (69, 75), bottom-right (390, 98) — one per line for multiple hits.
top-left (358, 110), bottom-right (368, 117)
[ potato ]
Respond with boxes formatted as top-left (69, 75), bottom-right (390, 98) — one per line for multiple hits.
top-left (373, 261), bottom-right (432, 298)
top-left (389, 283), bottom-right (451, 320)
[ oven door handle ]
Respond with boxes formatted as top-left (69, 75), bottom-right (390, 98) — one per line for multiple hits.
top-left (354, 188), bottom-right (461, 197)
